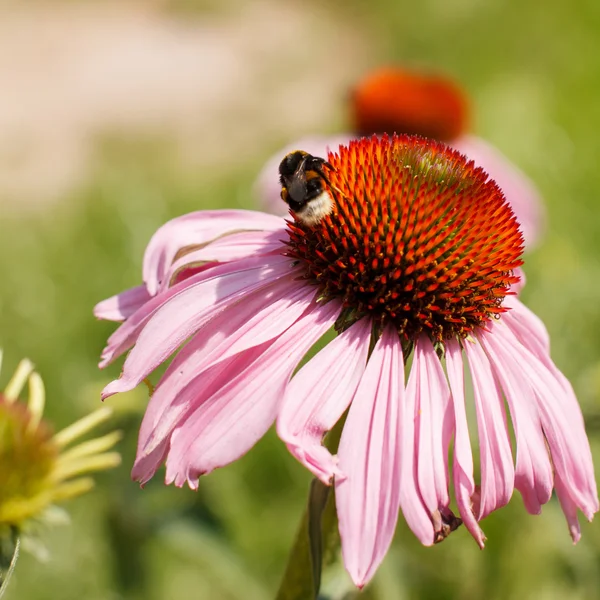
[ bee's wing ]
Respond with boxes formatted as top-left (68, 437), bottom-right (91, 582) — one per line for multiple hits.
top-left (289, 173), bottom-right (308, 202)
top-left (288, 156), bottom-right (309, 202)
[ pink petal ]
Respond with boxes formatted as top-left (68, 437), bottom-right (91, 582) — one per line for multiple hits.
top-left (253, 134), bottom-right (354, 215)
top-left (99, 255), bottom-right (286, 368)
top-left (555, 471), bottom-right (582, 543)
top-left (134, 339), bottom-right (271, 485)
top-left (503, 295), bottom-right (550, 354)
top-left (99, 272), bottom-right (208, 369)
top-left (487, 319), bottom-right (598, 519)
top-left (399, 351), bottom-right (436, 546)
top-left (277, 318), bottom-right (371, 484)
top-left (164, 299), bottom-right (341, 488)
top-left (132, 443), bottom-right (169, 487)
top-left (132, 277), bottom-right (317, 480)
top-left (452, 134), bottom-right (544, 248)
top-left (445, 339), bottom-right (486, 547)
top-left (477, 329), bottom-right (553, 514)
top-left (411, 337), bottom-right (452, 524)
top-left (101, 255), bottom-right (294, 398)
top-left (504, 301), bottom-right (590, 449)
top-left (463, 338), bottom-right (515, 519)
top-left (143, 209), bottom-right (284, 295)
top-left (335, 326), bottom-right (402, 588)
top-left (168, 262), bottom-right (218, 288)
top-left (503, 299), bottom-right (588, 471)
top-left (159, 228), bottom-right (286, 293)
top-left (94, 285), bottom-right (151, 322)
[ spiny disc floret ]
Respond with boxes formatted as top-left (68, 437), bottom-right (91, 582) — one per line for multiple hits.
top-left (285, 134), bottom-right (524, 342)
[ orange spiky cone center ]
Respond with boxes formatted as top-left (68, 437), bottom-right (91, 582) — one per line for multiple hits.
top-left (351, 68), bottom-right (469, 141)
top-left (285, 135), bottom-right (524, 342)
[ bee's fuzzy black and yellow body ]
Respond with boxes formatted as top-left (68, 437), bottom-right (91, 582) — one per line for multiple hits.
top-left (278, 151), bottom-right (335, 226)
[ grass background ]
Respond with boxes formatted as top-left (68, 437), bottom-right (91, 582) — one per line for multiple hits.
top-left (2, 0), bottom-right (600, 598)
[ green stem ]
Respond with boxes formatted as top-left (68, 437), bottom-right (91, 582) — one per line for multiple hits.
top-left (0, 527), bottom-right (20, 599)
top-left (275, 417), bottom-right (346, 600)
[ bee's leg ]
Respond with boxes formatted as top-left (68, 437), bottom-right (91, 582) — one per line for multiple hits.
top-left (318, 169), bottom-right (337, 190)
top-left (319, 172), bottom-right (343, 200)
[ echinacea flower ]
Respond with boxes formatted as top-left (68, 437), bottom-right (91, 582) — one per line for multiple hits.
top-left (255, 67), bottom-right (544, 248)
top-left (0, 353), bottom-right (121, 529)
top-left (97, 134), bottom-right (597, 588)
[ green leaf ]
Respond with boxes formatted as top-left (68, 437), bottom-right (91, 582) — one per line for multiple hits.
top-left (0, 527), bottom-right (20, 599)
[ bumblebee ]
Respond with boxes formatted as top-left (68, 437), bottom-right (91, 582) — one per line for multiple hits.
top-left (278, 150), bottom-right (335, 226)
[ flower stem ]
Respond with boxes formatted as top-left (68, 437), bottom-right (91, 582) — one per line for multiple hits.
top-left (275, 417), bottom-right (345, 600)
top-left (0, 527), bottom-right (20, 599)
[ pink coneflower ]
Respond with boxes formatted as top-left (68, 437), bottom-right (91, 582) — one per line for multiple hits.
top-left (96, 135), bottom-right (596, 588)
top-left (255, 67), bottom-right (544, 248)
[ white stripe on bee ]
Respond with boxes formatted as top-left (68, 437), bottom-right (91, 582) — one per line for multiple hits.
top-left (293, 191), bottom-right (334, 226)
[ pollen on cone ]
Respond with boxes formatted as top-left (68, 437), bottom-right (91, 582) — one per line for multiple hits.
top-left (351, 67), bottom-right (469, 141)
top-left (285, 134), bottom-right (524, 342)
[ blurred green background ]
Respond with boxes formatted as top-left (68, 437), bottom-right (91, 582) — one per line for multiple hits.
top-left (1, 0), bottom-right (600, 598)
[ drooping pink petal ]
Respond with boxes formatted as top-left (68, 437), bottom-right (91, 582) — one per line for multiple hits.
top-left (136, 344), bottom-right (267, 486)
top-left (99, 272), bottom-right (209, 369)
top-left (94, 285), bottom-right (151, 322)
top-left (101, 255), bottom-right (295, 398)
top-left (555, 471), bottom-right (582, 543)
top-left (164, 299), bottom-right (341, 488)
top-left (277, 318), bottom-right (371, 484)
top-left (503, 297), bottom-right (592, 494)
top-left (477, 329), bottom-right (554, 514)
top-left (452, 134), bottom-right (544, 248)
top-left (99, 254), bottom-right (288, 368)
top-left (503, 295), bottom-right (550, 354)
top-left (504, 300), bottom-right (592, 465)
top-left (445, 339), bottom-right (486, 547)
top-left (159, 228), bottom-right (286, 293)
top-left (132, 276), bottom-right (318, 481)
top-left (463, 338), bottom-right (515, 520)
top-left (503, 300), bottom-right (592, 501)
top-left (143, 209), bottom-right (284, 295)
top-left (253, 134), bottom-right (353, 215)
top-left (335, 326), bottom-right (402, 588)
top-left (505, 304), bottom-right (597, 509)
top-left (486, 319), bottom-right (598, 519)
top-left (410, 337), bottom-right (453, 533)
top-left (398, 351), bottom-right (435, 546)
top-left (132, 443), bottom-right (169, 487)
